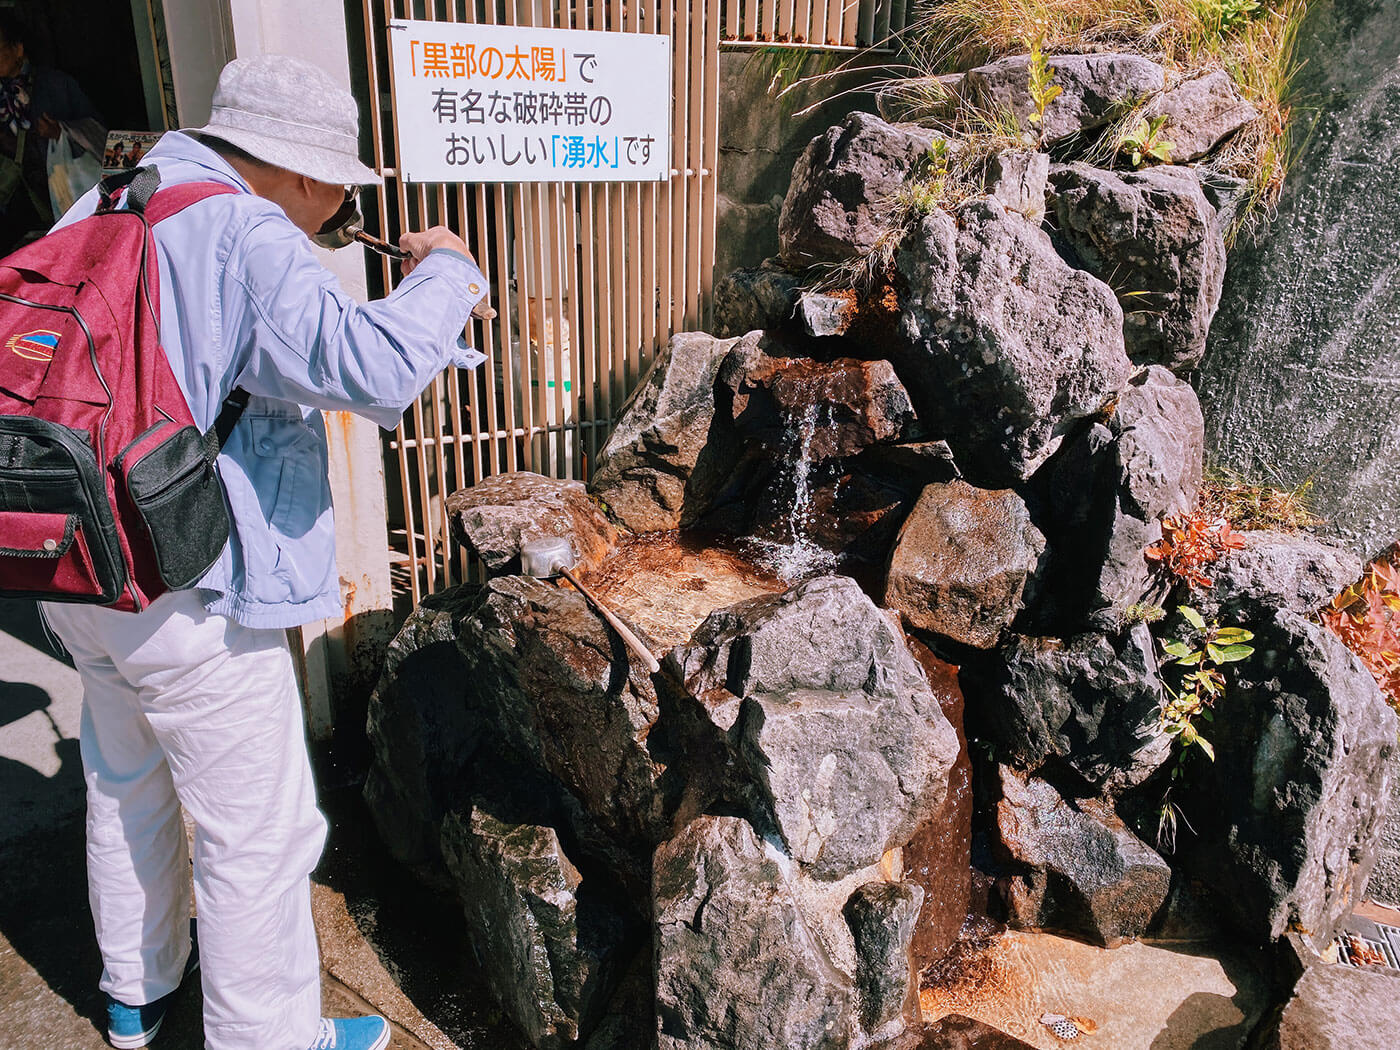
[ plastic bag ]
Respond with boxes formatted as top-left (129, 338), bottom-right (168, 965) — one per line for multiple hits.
top-left (47, 128), bottom-right (103, 218)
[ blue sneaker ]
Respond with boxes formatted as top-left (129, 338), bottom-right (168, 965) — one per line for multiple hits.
top-left (308, 1016), bottom-right (391, 1050)
top-left (104, 931), bottom-right (200, 1049)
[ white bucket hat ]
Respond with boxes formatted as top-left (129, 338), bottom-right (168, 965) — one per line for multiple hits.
top-left (192, 54), bottom-right (382, 186)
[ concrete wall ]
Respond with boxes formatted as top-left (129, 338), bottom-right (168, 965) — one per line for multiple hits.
top-left (1196, 0), bottom-right (1400, 560)
top-left (715, 49), bottom-right (882, 280)
top-left (1194, 0), bottom-right (1400, 906)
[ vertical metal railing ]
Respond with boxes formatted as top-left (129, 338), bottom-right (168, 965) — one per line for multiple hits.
top-left (360, 0), bottom-right (721, 606)
top-left (719, 0), bottom-right (906, 47)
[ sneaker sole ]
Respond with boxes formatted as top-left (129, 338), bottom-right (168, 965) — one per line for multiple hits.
top-left (368, 1025), bottom-right (390, 1050)
top-left (109, 1017), bottom-right (162, 1050)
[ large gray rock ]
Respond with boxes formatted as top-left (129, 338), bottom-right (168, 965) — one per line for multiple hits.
top-left (893, 197), bottom-right (1132, 486)
top-left (1143, 70), bottom-right (1259, 162)
top-left (674, 576), bottom-right (960, 880)
top-left (962, 627), bottom-right (1170, 797)
top-left (959, 53), bottom-right (1166, 145)
top-left (446, 472), bottom-right (618, 576)
top-left (713, 261), bottom-right (803, 338)
top-left (1202, 529), bottom-right (1362, 622)
top-left (589, 331), bottom-right (748, 532)
top-left (1049, 163), bottom-right (1227, 371)
top-left (992, 768), bottom-right (1172, 947)
top-left (654, 815), bottom-right (854, 1050)
top-left (779, 111), bottom-right (937, 267)
top-left (1197, 0), bottom-right (1400, 557)
top-left (364, 576), bottom-right (666, 897)
top-left (1177, 610), bottom-right (1398, 943)
top-left (844, 881), bottom-right (925, 1038)
top-left (882, 480), bottom-right (1045, 649)
top-left (1028, 365), bottom-right (1204, 630)
top-left (440, 807), bottom-right (627, 1049)
top-left (983, 150), bottom-right (1049, 221)
top-left (1261, 962), bottom-right (1400, 1050)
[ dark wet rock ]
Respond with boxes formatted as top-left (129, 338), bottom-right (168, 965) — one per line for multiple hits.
top-left (654, 815), bottom-right (854, 1050)
top-left (786, 469), bottom-right (914, 566)
top-left (1144, 70), bottom-right (1258, 162)
top-left (589, 331), bottom-right (750, 532)
top-left (718, 339), bottom-right (917, 461)
top-left (674, 576), bottom-right (960, 880)
top-left (1027, 365), bottom-right (1204, 630)
top-left (845, 882), bottom-right (924, 1037)
top-left (1176, 610), bottom-right (1398, 943)
top-left (983, 151), bottom-right (1049, 221)
top-left (893, 198), bottom-right (1131, 486)
top-left (799, 290), bottom-right (859, 337)
top-left (959, 53), bottom-right (1165, 146)
top-left (579, 946), bottom-right (654, 1050)
top-left (962, 626), bottom-right (1169, 797)
top-left (905, 1015), bottom-right (1037, 1049)
top-left (364, 589), bottom-right (481, 874)
top-left (1049, 163), bottom-right (1226, 371)
top-left (713, 261), bottom-right (803, 338)
top-left (993, 767), bottom-right (1171, 947)
top-left (779, 111), bottom-right (938, 267)
top-left (883, 480), bottom-right (1046, 650)
top-left (858, 440), bottom-right (961, 485)
top-left (440, 806), bottom-right (628, 1049)
top-left (1262, 961), bottom-right (1400, 1050)
top-left (1200, 530), bottom-right (1362, 622)
top-left (445, 472), bottom-right (618, 576)
top-left (903, 643), bottom-right (973, 969)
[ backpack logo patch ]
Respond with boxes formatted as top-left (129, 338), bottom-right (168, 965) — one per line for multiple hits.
top-left (7, 330), bottom-right (60, 363)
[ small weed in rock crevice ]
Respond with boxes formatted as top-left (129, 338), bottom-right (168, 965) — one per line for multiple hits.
top-left (1196, 466), bottom-right (1320, 532)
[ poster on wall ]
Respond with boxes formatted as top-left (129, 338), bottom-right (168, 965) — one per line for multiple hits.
top-left (387, 19), bottom-right (672, 184)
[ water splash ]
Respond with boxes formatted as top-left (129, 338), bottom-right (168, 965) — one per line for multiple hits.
top-left (745, 401), bottom-right (841, 581)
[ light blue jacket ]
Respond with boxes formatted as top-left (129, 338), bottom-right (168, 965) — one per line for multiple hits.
top-left (55, 132), bottom-right (488, 628)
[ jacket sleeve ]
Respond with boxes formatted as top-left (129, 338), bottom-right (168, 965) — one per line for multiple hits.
top-left (223, 211), bottom-right (489, 429)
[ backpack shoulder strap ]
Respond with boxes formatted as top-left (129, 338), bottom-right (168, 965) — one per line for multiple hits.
top-left (145, 181), bottom-right (241, 225)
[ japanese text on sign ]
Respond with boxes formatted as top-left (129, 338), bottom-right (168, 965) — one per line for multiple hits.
top-left (389, 20), bottom-right (671, 184)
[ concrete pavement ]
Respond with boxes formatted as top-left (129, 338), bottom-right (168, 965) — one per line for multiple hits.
top-left (0, 597), bottom-right (524, 1050)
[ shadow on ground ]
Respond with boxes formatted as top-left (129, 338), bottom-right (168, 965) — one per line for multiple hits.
top-left (313, 762), bottom-right (530, 1050)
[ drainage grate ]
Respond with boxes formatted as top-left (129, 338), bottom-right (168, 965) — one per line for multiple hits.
top-left (1335, 927), bottom-right (1400, 971)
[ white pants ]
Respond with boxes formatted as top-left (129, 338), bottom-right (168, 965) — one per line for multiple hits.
top-left (43, 589), bottom-right (325, 1050)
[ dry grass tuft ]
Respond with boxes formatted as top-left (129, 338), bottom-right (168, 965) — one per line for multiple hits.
top-left (899, 0), bottom-right (1311, 231)
top-left (1196, 466), bottom-right (1321, 532)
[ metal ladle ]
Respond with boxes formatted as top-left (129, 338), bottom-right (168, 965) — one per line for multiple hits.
top-left (520, 536), bottom-right (661, 674)
top-left (314, 195), bottom-right (497, 320)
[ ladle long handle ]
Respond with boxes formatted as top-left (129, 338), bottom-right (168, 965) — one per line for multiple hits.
top-left (558, 566), bottom-right (661, 674)
top-left (354, 230), bottom-right (498, 320)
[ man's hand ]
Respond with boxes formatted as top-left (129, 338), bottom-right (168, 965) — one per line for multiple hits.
top-left (399, 226), bottom-right (474, 278)
top-left (36, 114), bottom-right (61, 140)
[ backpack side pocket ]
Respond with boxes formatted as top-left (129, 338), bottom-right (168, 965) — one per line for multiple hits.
top-left (119, 423), bottom-right (231, 590)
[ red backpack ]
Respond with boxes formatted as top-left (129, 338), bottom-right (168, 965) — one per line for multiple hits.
top-left (0, 166), bottom-right (245, 612)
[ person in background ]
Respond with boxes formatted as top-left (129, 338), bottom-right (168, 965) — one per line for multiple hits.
top-left (41, 54), bottom-right (489, 1050)
top-left (0, 11), bottom-right (104, 252)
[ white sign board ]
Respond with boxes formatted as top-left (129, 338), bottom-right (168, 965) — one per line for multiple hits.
top-left (388, 19), bottom-right (672, 184)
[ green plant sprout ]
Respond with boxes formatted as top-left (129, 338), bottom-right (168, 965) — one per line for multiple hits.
top-left (1157, 604), bottom-right (1254, 765)
top-left (1025, 37), bottom-right (1062, 143)
top-left (1120, 114), bottom-right (1175, 167)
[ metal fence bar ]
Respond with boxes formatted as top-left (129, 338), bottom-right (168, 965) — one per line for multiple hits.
top-left (364, 0), bottom-right (719, 602)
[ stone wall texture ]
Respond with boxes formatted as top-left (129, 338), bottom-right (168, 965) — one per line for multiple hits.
top-left (1197, 0), bottom-right (1400, 558)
